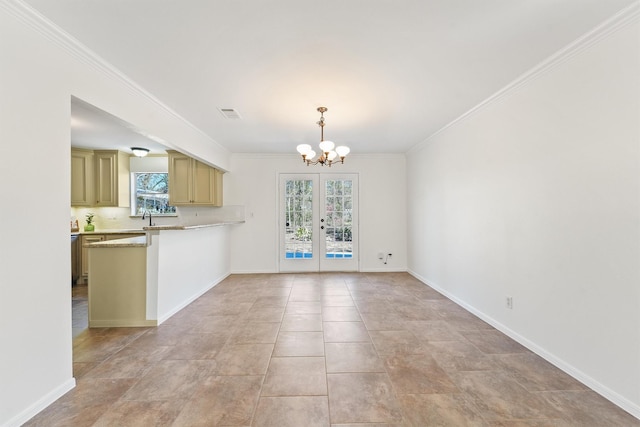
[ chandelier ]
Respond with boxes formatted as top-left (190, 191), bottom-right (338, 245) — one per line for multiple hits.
top-left (296, 107), bottom-right (350, 166)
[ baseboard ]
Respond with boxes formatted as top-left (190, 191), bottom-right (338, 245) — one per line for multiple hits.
top-left (359, 267), bottom-right (408, 273)
top-left (2, 378), bottom-right (76, 427)
top-left (230, 269), bottom-right (277, 274)
top-left (88, 319), bottom-right (157, 328)
top-left (157, 272), bottom-right (229, 325)
top-left (407, 269), bottom-right (640, 420)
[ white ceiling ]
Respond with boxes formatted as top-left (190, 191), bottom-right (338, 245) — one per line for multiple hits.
top-left (27, 0), bottom-right (636, 155)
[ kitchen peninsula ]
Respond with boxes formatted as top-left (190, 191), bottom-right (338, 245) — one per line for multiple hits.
top-left (86, 220), bottom-right (243, 327)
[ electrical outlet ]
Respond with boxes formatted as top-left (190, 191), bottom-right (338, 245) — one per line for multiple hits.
top-left (506, 297), bottom-right (513, 309)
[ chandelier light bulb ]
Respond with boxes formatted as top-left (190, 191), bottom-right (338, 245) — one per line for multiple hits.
top-left (296, 144), bottom-right (312, 156)
top-left (319, 140), bottom-right (335, 153)
top-left (335, 146), bottom-right (350, 157)
top-left (327, 150), bottom-right (338, 161)
top-left (306, 150), bottom-right (317, 160)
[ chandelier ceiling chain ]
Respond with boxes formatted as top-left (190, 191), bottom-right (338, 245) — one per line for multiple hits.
top-left (296, 107), bottom-right (350, 167)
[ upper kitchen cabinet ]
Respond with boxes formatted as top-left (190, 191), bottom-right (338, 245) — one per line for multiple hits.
top-left (71, 148), bottom-right (130, 207)
top-left (71, 148), bottom-right (94, 206)
top-left (93, 150), bottom-right (130, 207)
top-left (167, 150), bottom-right (223, 206)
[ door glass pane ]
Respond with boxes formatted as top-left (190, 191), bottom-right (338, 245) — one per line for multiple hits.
top-left (325, 179), bottom-right (352, 259)
top-left (284, 179), bottom-right (313, 259)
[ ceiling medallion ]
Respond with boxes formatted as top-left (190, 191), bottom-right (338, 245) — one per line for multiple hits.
top-left (296, 107), bottom-right (350, 166)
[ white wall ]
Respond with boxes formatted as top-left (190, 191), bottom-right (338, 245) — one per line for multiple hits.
top-left (153, 227), bottom-right (230, 323)
top-left (226, 154), bottom-right (407, 273)
top-left (406, 18), bottom-right (640, 417)
top-left (0, 3), bottom-right (230, 426)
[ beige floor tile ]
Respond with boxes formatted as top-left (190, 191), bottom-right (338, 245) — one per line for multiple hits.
top-left (492, 353), bottom-right (588, 392)
top-left (383, 353), bottom-right (459, 394)
top-left (540, 390), bottom-right (640, 426)
top-left (460, 330), bottom-right (529, 354)
top-left (450, 370), bottom-right (562, 421)
top-left (262, 356), bottom-right (327, 396)
top-left (122, 359), bottom-right (216, 401)
top-left (228, 321), bottom-right (281, 344)
top-left (354, 298), bottom-right (394, 313)
top-left (321, 295), bottom-right (355, 306)
top-left (398, 393), bottom-right (488, 427)
top-left (404, 319), bottom-right (465, 342)
top-left (84, 345), bottom-right (171, 378)
top-left (286, 301), bottom-right (323, 314)
top-left (215, 343), bottom-right (274, 375)
top-left (327, 373), bottom-right (403, 424)
top-left (323, 321), bottom-right (370, 342)
top-left (252, 295), bottom-right (290, 307)
top-left (274, 331), bottom-right (325, 356)
top-left (172, 375), bottom-right (263, 426)
top-left (427, 340), bottom-right (497, 372)
top-left (164, 332), bottom-right (228, 360)
top-left (48, 272), bottom-right (632, 427)
top-left (369, 330), bottom-right (429, 355)
top-left (93, 399), bottom-right (185, 426)
top-left (246, 306), bottom-right (285, 322)
top-left (360, 312), bottom-right (409, 331)
top-left (281, 314), bottom-right (323, 331)
top-left (191, 314), bottom-right (239, 333)
top-left (323, 306), bottom-right (362, 321)
top-left (253, 396), bottom-right (330, 427)
top-left (325, 342), bottom-right (385, 373)
top-left (290, 291), bottom-right (322, 302)
top-left (24, 378), bottom-right (137, 427)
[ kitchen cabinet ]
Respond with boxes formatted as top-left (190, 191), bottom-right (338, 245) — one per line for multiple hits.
top-left (71, 148), bottom-right (94, 206)
top-left (167, 150), bottom-right (223, 206)
top-left (94, 150), bottom-right (130, 207)
top-left (80, 234), bottom-right (105, 279)
top-left (79, 233), bottom-right (144, 283)
top-left (71, 148), bottom-right (130, 207)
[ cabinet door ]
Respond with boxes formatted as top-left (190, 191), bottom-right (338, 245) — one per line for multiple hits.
top-left (169, 154), bottom-right (192, 205)
top-left (192, 159), bottom-right (215, 204)
top-left (71, 149), bottom-right (94, 206)
top-left (93, 150), bottom-right (130, 207)
top-left (213, 168), bottom-right (224, 207)
top-left (81, 234), bottom-right (106, 277)
top-left (94, 152), bottom-right (117, 206)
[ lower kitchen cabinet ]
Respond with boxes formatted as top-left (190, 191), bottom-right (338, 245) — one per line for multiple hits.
top-left (79, 233), bottom-right (144, 283)
top-left (81, 235), bottom-right (105, 279)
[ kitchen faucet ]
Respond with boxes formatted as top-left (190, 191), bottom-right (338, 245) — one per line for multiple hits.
top-left (142, 210), bottom-right (154, 227)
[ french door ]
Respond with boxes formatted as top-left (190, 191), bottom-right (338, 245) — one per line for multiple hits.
top-left (279, 173), bottom-right (359, 272)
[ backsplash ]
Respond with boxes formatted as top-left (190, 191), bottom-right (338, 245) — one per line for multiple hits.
top-left (71, 205), bottom-right (245, 231)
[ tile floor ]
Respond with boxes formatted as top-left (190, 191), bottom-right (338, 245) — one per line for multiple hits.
top-left (27, 273), bottom-right (639, 426)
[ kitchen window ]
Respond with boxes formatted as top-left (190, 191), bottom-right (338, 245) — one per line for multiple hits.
top-left (131, 172), bottom-right (176, 216)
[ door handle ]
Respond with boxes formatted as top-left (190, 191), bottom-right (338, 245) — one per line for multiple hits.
top-left (321, 218), bottom-right (324, 222)
top-left (321, 226), bottom-right (324, 230)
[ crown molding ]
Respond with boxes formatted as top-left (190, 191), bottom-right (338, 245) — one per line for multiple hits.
top-left (0, 0), bottom-right (229, 156)
top-left (407, 1), bottom-right (640, 155)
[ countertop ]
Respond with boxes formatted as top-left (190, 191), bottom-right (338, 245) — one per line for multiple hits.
top-left (72, 228), bottom-right (145, 236)
top-left (142, 220), bottom-right (245, 231)
top-left (85, 236), bottom-right (148, 248)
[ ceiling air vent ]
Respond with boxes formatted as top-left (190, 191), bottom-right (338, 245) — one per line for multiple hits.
top-left (218, 108), bottom-right (241, 119)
